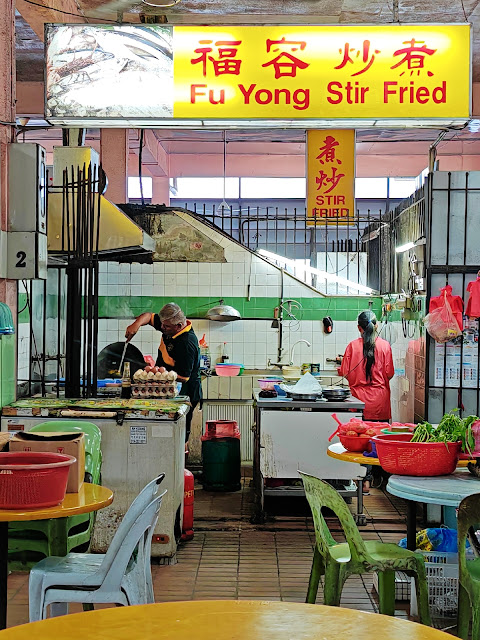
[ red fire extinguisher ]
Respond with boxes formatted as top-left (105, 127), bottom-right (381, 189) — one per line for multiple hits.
top-left (181, 469), bottom-right (194, 541)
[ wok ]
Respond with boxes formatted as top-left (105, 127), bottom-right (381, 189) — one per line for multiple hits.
top-left (97, 342), bottom-right (146, 380)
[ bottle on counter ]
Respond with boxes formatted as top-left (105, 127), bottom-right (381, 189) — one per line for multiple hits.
top-left (199, 333), bottom-right (211, 370)
top-left (121, 361), bottom-right (132, 399)
top-left (221, 342), bottom-right (230, 363)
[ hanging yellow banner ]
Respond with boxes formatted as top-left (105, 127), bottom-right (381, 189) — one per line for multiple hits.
top-left (306, 130), bottom-right (355, 224)
top-left (173, 24), bottom-right (470, 119)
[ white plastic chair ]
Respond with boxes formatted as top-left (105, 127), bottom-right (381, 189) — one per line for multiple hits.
top-left (29, 475), bottom-right (166, 621)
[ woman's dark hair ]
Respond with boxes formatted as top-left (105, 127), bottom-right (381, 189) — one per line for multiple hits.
top-left (358, 310), bottom-right (377, 381)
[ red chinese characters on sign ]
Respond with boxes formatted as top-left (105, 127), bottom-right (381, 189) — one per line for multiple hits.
top-left (335, 40), bottom-right (381, 76)
top-left (315, 135), bottom-right (342, 165)
top-left (390, 38), bottom-right (437, 76)
top-left (191, 40), bottom-right (243, 77)
top-left (316, 167), bottom-right (345, 194)
top-left (314, 135), bottom-right (345, 197)
top-left (261, 38), bottom-right (310, 79)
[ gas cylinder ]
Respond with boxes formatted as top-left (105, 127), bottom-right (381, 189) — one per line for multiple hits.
top-left (181, 469), bottom-right (194, 541)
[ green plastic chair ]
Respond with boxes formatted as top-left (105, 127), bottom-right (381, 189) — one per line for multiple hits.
top-left (8, 421), bottom-right (102, 570)
top-left (456, 493), bottom-right (480, 639)
top-left (299, 471), bottom-right (432, 625)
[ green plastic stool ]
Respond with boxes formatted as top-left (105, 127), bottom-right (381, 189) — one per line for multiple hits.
top-left (8, 421), bottom-right (102, 570)
top-left (299, 471), bottom-right (432, 625)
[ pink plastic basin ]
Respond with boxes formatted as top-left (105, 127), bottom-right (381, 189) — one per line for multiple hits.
top-left (215, 364), bottom-right (241, 377)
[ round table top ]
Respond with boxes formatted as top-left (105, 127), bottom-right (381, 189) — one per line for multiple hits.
top-left (387, 470), bottom-right (480, 507)
top-left (0, 600), bottom-right (453, 640)
top-left (0, 484), bottom-right (113, 522)
top-left (327, 443), bottom-right (471, 468)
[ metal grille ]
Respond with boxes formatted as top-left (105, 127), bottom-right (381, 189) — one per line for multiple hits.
top-left (183, 204), bottom-right (383, 293)
top-left (203, 401), bottom-right (254, 462)
top-left (424, 172), bottom-right (480, 421)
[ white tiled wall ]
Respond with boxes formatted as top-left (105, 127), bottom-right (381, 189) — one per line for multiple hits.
top-left (97, 315), bottom-right (356, 371)
top-left (95, 211), bottom-right (364, 370)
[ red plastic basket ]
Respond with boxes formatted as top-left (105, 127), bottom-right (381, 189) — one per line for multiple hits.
top-left (338, 434), bottom-right (372, 453)
top-left (372, 434), bottom-right (461, 476)
top-left (0, 451), bottom-right (76, 509)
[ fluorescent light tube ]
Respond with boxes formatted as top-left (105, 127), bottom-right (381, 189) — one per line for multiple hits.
top-left (395, 242), bottom-right (415, 253)
top-left (257, 249), bottom-right (374, 295)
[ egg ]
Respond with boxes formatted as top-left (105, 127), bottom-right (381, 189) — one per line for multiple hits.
top-left (166, 370), bottom-right (176, 381)
top-left (158, 367), bottom-right (166, 373)
top-left (154, 372), bottom-right (162, 381)
top-left (145, 366), bottom-right (153, 373)
top-left (133, 369), bottom-right (143, 381)
top-left (159, 371), bottom-right (168, 381)
top-left (147, 371), bottom-right (155, 379)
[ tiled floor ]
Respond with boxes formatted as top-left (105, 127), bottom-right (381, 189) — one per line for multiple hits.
top-left (6, 473), bottom-right (420, 628)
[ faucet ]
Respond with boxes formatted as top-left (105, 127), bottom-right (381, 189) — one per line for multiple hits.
top-left (289, 340), bottom-right (311, 365)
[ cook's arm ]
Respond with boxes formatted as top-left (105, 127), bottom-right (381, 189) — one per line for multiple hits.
top-left (338, 344), bottom-right (351, 379)
top-left (125, 312), bottom-right (153, 341)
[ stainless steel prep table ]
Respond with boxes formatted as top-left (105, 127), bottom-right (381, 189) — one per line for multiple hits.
top-left (252, 392), bottom-right (367, 524)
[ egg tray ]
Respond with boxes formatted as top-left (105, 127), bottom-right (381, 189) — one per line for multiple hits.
top-left (132, 382), bottom-right (177, 399)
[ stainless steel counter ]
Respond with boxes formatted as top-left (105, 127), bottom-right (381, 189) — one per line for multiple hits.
top-left (253, 392), bottom-right (365, 411)
top-left (252, 391), bottom-right (366, 525)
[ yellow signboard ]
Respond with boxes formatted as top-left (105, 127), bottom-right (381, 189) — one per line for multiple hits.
top-left (173, 25), bottom-right (470, 119)
top-left (306, 130), bottom-right (355, 224)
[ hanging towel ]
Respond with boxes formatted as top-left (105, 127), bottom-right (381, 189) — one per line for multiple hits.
top-left (466, 277), bottom-right (480, 318)
top-left (429, 284), bottom-right (464, 331)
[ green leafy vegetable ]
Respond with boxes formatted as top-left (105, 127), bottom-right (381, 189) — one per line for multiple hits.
top-left (411, 410), bottom-right (477, 455)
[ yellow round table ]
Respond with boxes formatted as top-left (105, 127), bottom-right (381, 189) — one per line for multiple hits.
top-left (327, 442), bottom-right (472, 467)
top-left (0, 484), bottom-right (113, 630)
top-left (0, 600), bottom-right (453, 639)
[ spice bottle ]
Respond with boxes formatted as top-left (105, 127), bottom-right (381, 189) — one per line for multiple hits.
top-left (121, 361), bottom-right (132, 399)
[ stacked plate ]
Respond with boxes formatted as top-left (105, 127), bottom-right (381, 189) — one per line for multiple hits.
top-left (322, 387), bottom-right (350, 401)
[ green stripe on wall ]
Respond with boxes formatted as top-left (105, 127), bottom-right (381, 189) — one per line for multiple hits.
top-left (98, 296), bottom-right (383, 321)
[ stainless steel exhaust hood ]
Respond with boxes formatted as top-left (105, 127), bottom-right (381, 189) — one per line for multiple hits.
top-left (47, 147), bottom-right (155, 258)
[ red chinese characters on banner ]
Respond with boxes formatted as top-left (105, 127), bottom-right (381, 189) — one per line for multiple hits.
top-left (315, 136), bottom-right (345, 195)
top-left (390, 38), bottom-right (437, 76)
top-left (335, 40), bottom-right (381, 76)
top-left (261, 38), bottom-right (310, 79)
top-left (191, 40), bottom-right (243, 77)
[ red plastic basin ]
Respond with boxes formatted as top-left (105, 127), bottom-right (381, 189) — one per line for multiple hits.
top-left (372, 434), bottom-right (461, 476)
top-left (339, 434), bottom-right (372, 453)
top-left (0, 451), bottom-right (76, 509)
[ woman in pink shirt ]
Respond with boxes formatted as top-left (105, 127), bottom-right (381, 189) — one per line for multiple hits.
top-left (338, 310), bottom-right (394, 492)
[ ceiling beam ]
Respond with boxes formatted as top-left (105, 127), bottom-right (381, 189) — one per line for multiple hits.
top-left (16, 0), bottom-right (86, 41)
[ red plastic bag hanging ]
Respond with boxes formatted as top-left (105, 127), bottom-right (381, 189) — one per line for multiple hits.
top-left (429, 285), bottom-right (463, 331)
top-left (423, 291), bottom-right (462, 343)
top-left (466, 277), bottom-right (480, 318)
